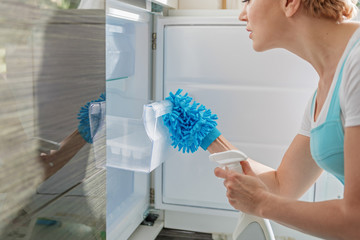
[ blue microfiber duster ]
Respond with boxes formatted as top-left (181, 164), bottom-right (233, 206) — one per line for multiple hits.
top-left (162, 89), bottom-right (221, 153)
top-left (77, 92), bottom-right (106, 143)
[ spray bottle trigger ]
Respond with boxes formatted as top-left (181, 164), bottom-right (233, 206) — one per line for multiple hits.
top-left (209, 150), bottom-right (248, 174)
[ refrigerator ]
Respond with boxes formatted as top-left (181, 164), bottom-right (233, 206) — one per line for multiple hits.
top-left (105, 1), bottom-right (343, 239)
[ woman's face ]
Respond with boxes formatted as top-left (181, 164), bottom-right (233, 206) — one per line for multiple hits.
top-left (239, 0), bottom-right (286, 51)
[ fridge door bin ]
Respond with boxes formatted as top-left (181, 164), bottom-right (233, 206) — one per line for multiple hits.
top-left (106, 111), bottom-right (170, 172)
top-left (89, 101), bottom-right (106, 169)
top-left (106, 23), bottom-right (135, 81)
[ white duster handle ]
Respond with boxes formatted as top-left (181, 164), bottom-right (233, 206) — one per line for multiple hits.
top-left (210, 150), bottom-right (275, 240)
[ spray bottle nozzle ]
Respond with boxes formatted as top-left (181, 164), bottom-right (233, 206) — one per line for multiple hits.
top-left (209, 150), bottom-right (248, 174)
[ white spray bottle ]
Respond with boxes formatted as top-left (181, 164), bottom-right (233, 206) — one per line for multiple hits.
top-left (209, 150), bottom-right (275, 240)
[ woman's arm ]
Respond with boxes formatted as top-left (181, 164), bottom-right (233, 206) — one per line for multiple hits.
top-left (215, 127), bottom-right (360, 239)
top-left (214, 134), bottom-right (323, 198)
top-left (261, 126), bottom-right (360, 239)
top-left (40, 129), bottom-right (87, 180)
top-left (257, 134), bottom-right (323, 199)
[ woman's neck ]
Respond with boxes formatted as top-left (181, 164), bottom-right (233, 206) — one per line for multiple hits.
top-left (284, 18), bottom-right (359, 82)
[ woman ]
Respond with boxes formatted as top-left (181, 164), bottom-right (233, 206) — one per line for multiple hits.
top-left (214, 0), bottom-right (360, 239)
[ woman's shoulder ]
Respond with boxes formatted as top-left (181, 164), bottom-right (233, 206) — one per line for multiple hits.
top-left (344, 25), bottom-right (360, 65)
top-left (340, 26), bottom-right (360, 127)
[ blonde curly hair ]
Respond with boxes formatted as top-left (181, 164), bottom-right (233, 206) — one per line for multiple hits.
top-left (302, 0), bottom-right (359, 22)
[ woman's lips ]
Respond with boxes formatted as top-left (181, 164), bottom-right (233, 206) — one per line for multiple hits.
top-left (246, 29), bottom-right (253, 39)
top-left (246, 28), bottom-right (252, 39)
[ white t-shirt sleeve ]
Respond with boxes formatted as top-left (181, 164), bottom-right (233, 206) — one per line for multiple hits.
top-left (298, 93), bottom-right (314, 137)
top-left (341, 44), bottom-right (360, 127)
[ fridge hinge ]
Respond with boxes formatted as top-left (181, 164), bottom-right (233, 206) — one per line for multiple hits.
top-left (142, 208), bottom-right (159, 226)
top-left (150, 187), bottom-right (155, 204)
top-left (152, 33), bottom-right (157, 50)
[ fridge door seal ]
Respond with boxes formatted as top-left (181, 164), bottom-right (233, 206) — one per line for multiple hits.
top-left (106, 1), bottom-right (154, 239)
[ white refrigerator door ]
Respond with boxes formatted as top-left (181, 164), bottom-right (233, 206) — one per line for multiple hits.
top-left (106, 1), bottom-right (152, 239)
top-left (154, 16), bottom-right (319, 237)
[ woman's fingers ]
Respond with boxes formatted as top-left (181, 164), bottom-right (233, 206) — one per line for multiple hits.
top-left (240, 160), bottom-right (256, 177)
top-left (214, 167), bottom-right (228, 179)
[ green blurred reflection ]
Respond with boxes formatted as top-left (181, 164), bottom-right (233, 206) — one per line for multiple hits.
top-left (37, 0), bottom-right (81, 9)
top-left (0, 0), bottom-right (106, 239)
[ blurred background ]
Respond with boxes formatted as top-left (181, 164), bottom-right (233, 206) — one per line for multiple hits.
top-left (0, 0), bottom-right (106, 239)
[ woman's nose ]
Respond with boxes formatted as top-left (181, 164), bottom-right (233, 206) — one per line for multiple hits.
top-left (239, 6), bottom-right (247, 22)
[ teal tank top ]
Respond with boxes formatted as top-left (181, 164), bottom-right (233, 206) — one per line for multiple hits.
top-left (310, 38), bottom-right (360, 185)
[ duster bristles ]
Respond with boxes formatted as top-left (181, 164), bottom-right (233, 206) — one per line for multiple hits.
top-left (162, 89), bottom-right (218, 153)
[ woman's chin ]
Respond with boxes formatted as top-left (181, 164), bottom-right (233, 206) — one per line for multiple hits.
top-left (252, 42), bottom-right (270, 52)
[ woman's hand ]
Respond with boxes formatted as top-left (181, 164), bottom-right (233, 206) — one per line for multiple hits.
top-left (38, 149), bottom-right (60, 180)
top-left (214, 161), bottom-right (271, 216)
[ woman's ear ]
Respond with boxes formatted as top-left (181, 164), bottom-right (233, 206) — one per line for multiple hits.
top-left (282, 0), bottom-right (301, 17)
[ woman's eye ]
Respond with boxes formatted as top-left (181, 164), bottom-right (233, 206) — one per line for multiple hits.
top-left (242, 0), bottom-right (250, 2)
